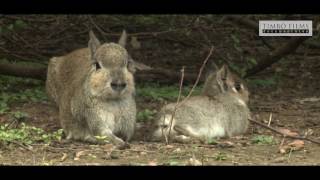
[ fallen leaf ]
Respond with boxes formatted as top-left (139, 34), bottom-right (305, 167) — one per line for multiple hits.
top-left (279, 146), bottom-right (289, 154)
top-left (278, 128), bottom-right (299, 137)
top-left (279, 140), bottom-right (305, 154)
top-left (74, 151), bottom-right (87, 161)
top-left (103, 144), bottom-right (114, 152)
top-left (288, 140), bottom-right (304, 150)
top-left (60, 153), bottom-right (68, 162)
top-left (165, 145), bottom-right (174, 149)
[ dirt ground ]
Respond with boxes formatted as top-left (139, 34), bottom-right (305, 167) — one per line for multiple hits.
top-left (0, 17), bottom-right (320, 165)
top-left (1, 51), bottom-right (320, 166)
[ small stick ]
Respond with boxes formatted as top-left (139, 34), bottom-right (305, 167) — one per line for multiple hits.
top-left (166, 46), bottom-right (215, 144)
top-left (267, 113), bottom-right (273, 127)
top-left (249, 118), bottom-right (320, 145)
top-left (167, 66), bottom-right (185, 144)
top-left (178, 46), bottom-right (214, 108)
top-left (162, 115), bottom-right (169, 144)
top-left (11, 141), bottom-right (34, 152)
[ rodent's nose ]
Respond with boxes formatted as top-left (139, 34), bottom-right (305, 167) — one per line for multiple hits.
top-left (111, 82), bottom-right (127, 92)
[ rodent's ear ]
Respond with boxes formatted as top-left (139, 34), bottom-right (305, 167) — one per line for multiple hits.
top-left (216, 64), bottom-right (231, 92)
top-left (204, 61), bottom-right (219, 79)
top-left (88, 30), bottom-right (101, 59)
top-left (118, 30), bottom-right (127, 48)
top-left (127, 58), bottom-right (136, 74)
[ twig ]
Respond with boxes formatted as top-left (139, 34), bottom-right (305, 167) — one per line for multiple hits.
top-left (166, 66), bottom-right (185, 144)
top-left (11, 141), bottom-right (34, 152)
top-left (279, 136), bottom-right (286, 151)
top-left (179, 46), bottom-right (214, 107)
top-left (267, 113), bottom-right (272, 127)
top-left (87, 15), bottom-right (108, 42)
top-left (249, 118), bottom-right (320, 145)
top-left (165, 46), bottom-right (214, 144)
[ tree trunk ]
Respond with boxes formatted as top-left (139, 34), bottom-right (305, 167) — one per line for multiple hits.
top-left (0, 62), bottom-right (47, 80)
top-left (0, 62), bottom-right (201, 84)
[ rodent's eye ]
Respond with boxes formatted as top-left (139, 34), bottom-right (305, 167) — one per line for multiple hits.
top-left (235, 83), bottom-right (242, 91)
top-left (94, 62), bottom-right (101, 70)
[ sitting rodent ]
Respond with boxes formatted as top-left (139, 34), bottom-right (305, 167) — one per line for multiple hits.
top-left (151, 65), bottom-right (250, 143)
top-left (46, 30), bottom-right (136, 147)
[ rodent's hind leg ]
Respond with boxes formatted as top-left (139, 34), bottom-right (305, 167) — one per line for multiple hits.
top-left (174, 135), bottom-right (192, 143)
top-left (174, 125), bottom-right (205, 143)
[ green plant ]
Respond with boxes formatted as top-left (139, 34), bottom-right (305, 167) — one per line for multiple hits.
top-left (94, 135), bottom-right (111, 143)
top-left (214, 152), bottom-right (227, 161)
top-left (137, 109), bottom-right (156, 122)
top-left (11, 111), bottom-right (29, 121)
top-left (231, 33), bottom-right (243, 53)
top-left (0, 123), bottom-right (63, 145)
top-left (0, 100), bottom-right (9, 114)
top-left (251, 135), bottom-right (275, 145)
top-left (0, 19), bottom-right (28, 34)
top-left (0, 75), bottom-right (48, 115)
top-left (206, 138), bottom-right (218, 145)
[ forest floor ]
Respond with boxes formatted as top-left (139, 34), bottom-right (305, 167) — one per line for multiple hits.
top-left (1, 52), bottom-right (320, 166)
top-left (1, 29), bottom-right (320, 165)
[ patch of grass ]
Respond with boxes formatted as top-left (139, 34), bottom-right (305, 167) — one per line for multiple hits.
top-left (136, 83), bottom-right (202, 102)
top-left (214, 152), bottom-right (227, 161)
top-left (0, 123), bottom-right (63, 145)
top-left (137, 109), bottom-right (156, 122)
top-left (0, 100), bottom-right (9, 114)
top-left (94, 135), bottom-right (111, 144)
top-left (205, 138), bottom-right (218, 145)
top-left (251, 135), bottom-right (275, 145)
top-left (0, 19), bottom-right (28, 35)
top-left (10, 111), bottom-right (29, 121)
top-left (0, 75), bottom-right (47, 115)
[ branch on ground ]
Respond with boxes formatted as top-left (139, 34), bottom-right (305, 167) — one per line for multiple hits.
top-left (249, 118), bottom-right (320, 145)
top-left (0, 61), bottom-right (202, 84)
top-left (0, 62), bottom-right (47, 80)
top-left (244, 36), bottom-right (309, 78)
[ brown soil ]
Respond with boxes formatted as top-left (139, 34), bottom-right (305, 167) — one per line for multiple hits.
top-left (1, 52), bottom-right (320, 165)
top-left (0, 15), bottom-right (320, 165)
